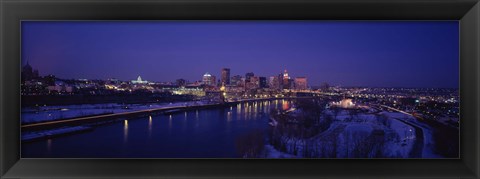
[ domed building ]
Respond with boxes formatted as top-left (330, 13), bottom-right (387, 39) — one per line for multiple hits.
top-left (131, 76), bottom-right (148, 84)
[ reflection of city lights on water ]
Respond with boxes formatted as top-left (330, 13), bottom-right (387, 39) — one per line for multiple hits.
top-left (237, 104), bottom-right (241, 113)
top-left (124, 120), bottom-right (129, 143)
top-left (282, 100), bottom-right (290, 110)
top-left (148, 116), bottom-right (152, 135)
top-left (169, 115), bottom-right (172, 128)
top-left (244, 104), bottom-right (249, 120)
top-left (227, 111), bottom-right (232, 121)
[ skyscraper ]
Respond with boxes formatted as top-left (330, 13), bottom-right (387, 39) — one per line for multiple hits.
top-left (269, 76), bottom-right (280, 90)
top-left (245, 72), bottom-right (254, 83)
top-left (250, 76), bottom-right (260, 88)
top-left (278, 73), bottom-right (284, 89)
top-left (230, 75), bottom-right (242, 86)
top-left (283, 69), bottom-right (290, 82)
top-left (283, 70), bottom-right (291, 89)
top-left (259, 77), bottom-right (267, 88)
top-left (294, 77), bottom-right (308, 90)
top-left (221, 68), bottom-right (230, 85)
top-left (202, 72), bottom-right (216, 86)
top-left (245, 76), bottom-right (259, 90)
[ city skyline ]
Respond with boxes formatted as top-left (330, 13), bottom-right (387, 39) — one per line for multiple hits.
top-left (22, 63), bottom-right (460, 89)
top-left (22, 21), bottom-right (459, 88)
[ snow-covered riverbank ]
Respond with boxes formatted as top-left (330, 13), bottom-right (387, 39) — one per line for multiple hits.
top-left (269, 106), bottom-right (439, 158)
top-left (21, 101), bottom-right (214, 124)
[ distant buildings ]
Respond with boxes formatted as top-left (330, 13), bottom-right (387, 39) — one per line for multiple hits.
top-left (259, 77), bottom-right (267, 88)
top-left (22, 61), bottom-right (39, 81)
top-left (230, 75), bottom-right (243, 86)
top-left (106, 78), bottom-right (121, 85)
top-left (331, 98), bottom-right (356, 108)
top-left (247, 76), bottom-right (260, 90)
top-left (202, 72), bottom-right (216, 86)
top-left (294, 77), bottom-right (308, 90)
top-left (221, 68), bottom-right (230, 85)
top-left (277, 73), bottom-right (284, 89)
top-left (22, 66), bottom-right (312, 98)
top-left (131, 76), bottom-right (148, 84)
top-left (19, 64), bottom-right (459, 124)
top-left (282, 70), bottom-right (293, 89)
top-left (44, 75), bottom-right (56, 86)
top-left (245, 72), bottom-right (254, 83)
top-left (47, 81), bottom-right (73, 93)
top-left (172, 86), bottom-right (205, 97)
top-left (283, 70), bottom-right (290, 83)
top-left (176, 79), bottom-right (187, 87)
top-left (268, 75), bottom-right (281, 90)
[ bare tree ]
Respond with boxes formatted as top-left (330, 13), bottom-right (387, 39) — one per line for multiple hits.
top-left (235, 129), bottom-right (265, 158)
top-left (376, 113), bottom-right (391, 128)
top-left (348, 109), bottom-right (361, 122)
top-left (350, 131), bottom-right (372, 158)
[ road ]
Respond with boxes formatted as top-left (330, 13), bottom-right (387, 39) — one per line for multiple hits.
top-left (392, 117), bottom-right (424, 158)
top-left (371, 104), bottom-right (425, 157)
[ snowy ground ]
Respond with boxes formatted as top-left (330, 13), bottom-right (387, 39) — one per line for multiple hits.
top-left (381, 115), bottom-right (415, 157)
top-left (380, 112), bottom-right (443, 158)
top-left (270, 106), bottom-right (440, 158)
top-left (21, 101), bottom-right (213, 124)
top-left (332, 111), bottom-right (416, 158)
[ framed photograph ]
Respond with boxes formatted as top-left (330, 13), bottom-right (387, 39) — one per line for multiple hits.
top-left (1, 0), bottom-right (479, 178)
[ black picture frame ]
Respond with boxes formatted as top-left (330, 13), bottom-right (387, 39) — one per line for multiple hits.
top-left (1, 0), bottom-right (479, 178)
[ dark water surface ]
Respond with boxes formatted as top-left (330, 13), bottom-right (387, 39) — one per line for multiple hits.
top-left (22, 100), bottom-right (292, 158)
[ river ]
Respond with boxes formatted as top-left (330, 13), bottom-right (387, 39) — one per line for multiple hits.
top-left (21, 99), bottom-right (293, 158)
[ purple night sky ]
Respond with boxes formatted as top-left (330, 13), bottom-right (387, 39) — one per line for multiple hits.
top-left (21, 21), bottom-right (459, 88)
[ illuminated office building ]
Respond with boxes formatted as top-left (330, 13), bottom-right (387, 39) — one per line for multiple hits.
top-left (221, 68), bottom-right (230, 85)
top-left (230, 75), bottom-right (243, 86)
top-left (245, 72), bottom-right (254, 83)
top-left (283, 70), bottom-right (292, 89)
top-left (202, 72), bottom-right (216, 86)
top-left (294, 77), bottom-right (308, 90)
